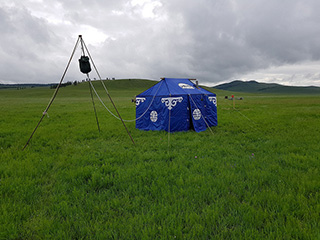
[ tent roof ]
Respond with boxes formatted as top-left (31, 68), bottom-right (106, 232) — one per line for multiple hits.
top-left (137, 78), bottom-right (215, 97)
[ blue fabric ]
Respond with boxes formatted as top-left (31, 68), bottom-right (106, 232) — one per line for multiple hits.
top-left (139, 78), bottom-right (214, 97)
top-left (189, 94), bottom-right (207, 132)
top-left (136, 78), bottom-right (217, 132)
top-left (203, 95), bottom-right (218, 127)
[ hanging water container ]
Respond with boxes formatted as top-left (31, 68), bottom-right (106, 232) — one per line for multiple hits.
top-left (79, 56), bottom-right (91, 74)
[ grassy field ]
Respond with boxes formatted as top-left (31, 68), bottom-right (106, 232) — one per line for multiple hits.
top-left (1, 79), bottom-right (320, 239)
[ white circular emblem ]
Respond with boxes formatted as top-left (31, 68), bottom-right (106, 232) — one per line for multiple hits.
top-left (150, 111), bottom-right (158, 122)
top-left (193, 109), bottom-right (201, 120)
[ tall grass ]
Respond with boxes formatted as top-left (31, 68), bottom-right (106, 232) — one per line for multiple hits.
top-left (1, 80), bottom-right (320, 239)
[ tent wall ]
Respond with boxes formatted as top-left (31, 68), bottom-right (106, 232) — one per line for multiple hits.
top-left (189, 94), bottom-right (209, 132)
top-left (136, 95), bottom-right (191, 131)
top-left (135, 78), bottom-right (217, 132)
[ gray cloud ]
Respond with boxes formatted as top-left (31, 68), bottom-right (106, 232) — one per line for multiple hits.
top-left (1, 0), bottom-right (320, 86)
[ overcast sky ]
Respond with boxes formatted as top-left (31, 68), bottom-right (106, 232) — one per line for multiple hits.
top-left (1, 0), bottom-right (320, 86)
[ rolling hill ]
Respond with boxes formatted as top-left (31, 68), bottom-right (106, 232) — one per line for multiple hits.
top-left (213, 80), bottom-right (320, 94)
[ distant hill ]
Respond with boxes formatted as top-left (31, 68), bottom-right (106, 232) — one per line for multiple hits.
top-left (0, 83), bottom-right (55, 89)
top-left (0, 79), bottom-right (158, 90)
top-left (213, 80), bottom-right (320, 94)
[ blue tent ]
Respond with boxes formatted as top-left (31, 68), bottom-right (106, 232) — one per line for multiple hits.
top-left (135, 78), bottom-right (217, 132)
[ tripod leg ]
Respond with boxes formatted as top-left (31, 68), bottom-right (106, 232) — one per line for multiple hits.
top-left (22, 36), bottom-right (81, 150)
top-left (88, 78), bottom-right (101, 132)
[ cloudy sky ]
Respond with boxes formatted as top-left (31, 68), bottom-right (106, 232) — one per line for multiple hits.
top-left (1, 0), bottom-right (320, 86)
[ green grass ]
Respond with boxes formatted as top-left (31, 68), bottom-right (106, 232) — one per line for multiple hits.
top-left (1, 80), bottom-right (320, 239)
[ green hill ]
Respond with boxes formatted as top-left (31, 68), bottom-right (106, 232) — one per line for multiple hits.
top-left (214, 80), bottom-right (320, 94)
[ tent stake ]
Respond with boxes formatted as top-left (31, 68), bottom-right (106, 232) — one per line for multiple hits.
top-left (232, 94), bottom-right (235, 109)
top-left (168, 109), bottom-right (171, 153)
